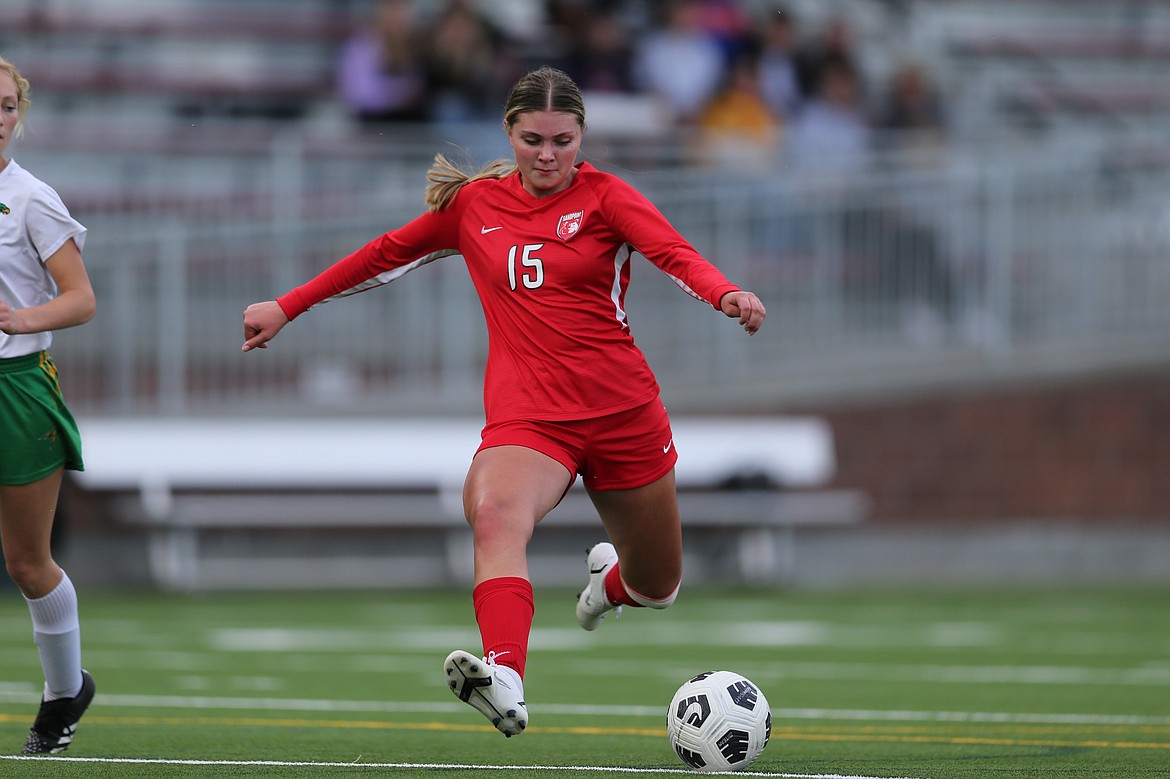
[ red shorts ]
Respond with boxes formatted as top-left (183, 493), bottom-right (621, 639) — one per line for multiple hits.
top-left (478, 400), bottom-right (678, 491)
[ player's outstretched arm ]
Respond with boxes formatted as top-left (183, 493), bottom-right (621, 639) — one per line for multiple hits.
top-left (719, 290), bottom-right (766, 335)
top-left (241, 300), bottom-right (290, 352)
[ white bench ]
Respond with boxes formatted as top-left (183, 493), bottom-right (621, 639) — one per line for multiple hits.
top-left (72, 416), bottom-right (867, 590)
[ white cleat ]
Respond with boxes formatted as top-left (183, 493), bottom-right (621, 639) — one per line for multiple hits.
top-left (575, 542), bottom-right (621, 631)
top-left (443, 650), bottom-right (528, 737)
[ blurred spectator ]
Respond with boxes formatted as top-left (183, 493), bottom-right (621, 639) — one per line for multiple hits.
top-left (561, 10), bottom-right (637, 93)
top-left (633, 0), bottom-right (726, 122)
top-left (423, 0), bottom-right (513, 123)
top-left (694, 0), bottom-right (753, 62)
top-left (543, 0), bottom-right (593, 70)
top-left (757, 6), bottom-right (803, 120)
top-left (697, 47), bottom-right (782, 168)
top-left (786, 55), bottom-right (871, 174)
top-left (336, 0), bottom-right (428, 124)
top-left (878, 61), bottom-right (948, 161)
top-left (793, 14), bottom-right (860, 101)
top-left (879, 62), bottom-right (945, 131)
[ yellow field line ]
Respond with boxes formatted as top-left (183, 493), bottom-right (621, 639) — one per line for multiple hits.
top-left (780, 730), bottom-right (1170, 750)
top-left (3, 712), bottom-right (1169, 750)
top-left (788, 723), bottom-right (1170, 736)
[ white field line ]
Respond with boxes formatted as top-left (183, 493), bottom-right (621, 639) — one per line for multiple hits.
top-left (0, 755), bottom-right (935, 779)
top-left (6, 647), bottom-right (1169, 688)
top-left (2, 687), bottom-right (1167, 727)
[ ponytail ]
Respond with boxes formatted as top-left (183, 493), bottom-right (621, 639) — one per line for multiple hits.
top-left (424, 154), bottom-right (517, 212)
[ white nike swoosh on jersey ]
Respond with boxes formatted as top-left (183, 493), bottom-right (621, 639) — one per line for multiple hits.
top-left (663, 439), bottom-right (674, 454)
top-left (481, 225), bottom-right (503, 234)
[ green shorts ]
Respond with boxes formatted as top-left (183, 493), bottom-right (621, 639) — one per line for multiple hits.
top-left (0, 351), bottom-right (85, 486)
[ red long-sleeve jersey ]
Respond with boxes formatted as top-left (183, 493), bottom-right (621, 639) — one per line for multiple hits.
top-left (277, 162), bottom-right (740, 423)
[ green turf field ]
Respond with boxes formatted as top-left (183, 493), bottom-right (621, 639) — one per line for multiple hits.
top-left (1, 585), bottom-right (1166, 778)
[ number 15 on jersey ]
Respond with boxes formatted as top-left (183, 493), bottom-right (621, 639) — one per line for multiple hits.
top-left (508, 244), bottom-right (545, 291)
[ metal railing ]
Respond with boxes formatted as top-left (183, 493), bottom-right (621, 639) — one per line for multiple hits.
top-left (20, 128), bottom-right (1170, 416)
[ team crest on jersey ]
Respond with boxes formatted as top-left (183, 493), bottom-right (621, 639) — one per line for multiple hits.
top-left (0, 203), bottom-right (10, 215)
top-left (556, 210), bottom-right (584, 241)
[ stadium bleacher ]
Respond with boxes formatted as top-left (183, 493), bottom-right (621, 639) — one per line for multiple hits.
top-left (65, 415), bottom-right (865, 590)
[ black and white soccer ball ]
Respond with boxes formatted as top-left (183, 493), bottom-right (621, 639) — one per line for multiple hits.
top-left (666, 670), bottom-right (772, 773)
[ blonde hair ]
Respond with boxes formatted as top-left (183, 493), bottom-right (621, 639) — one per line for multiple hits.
top-left (0, 56), bottom-right (32, 139)
top-left (424, 155), bottom-right (516, 213)
top-left (423, 67), bottom-right (586, 212)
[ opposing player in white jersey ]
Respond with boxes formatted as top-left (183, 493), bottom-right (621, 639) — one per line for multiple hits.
top-left (0, 56), bottom-right (97, 754)
top-left (243, 66), bottom-right (765, 737)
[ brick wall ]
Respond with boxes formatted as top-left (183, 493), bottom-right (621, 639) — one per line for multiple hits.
top-left (811, 369), bottom-right (1170, 523)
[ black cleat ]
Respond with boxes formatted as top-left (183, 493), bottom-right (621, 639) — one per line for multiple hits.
top-left (23, 670), bottom-right (95, 755)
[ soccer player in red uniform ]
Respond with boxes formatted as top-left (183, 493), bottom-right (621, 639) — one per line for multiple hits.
top-left (243, 66), bottom-right (765, 737)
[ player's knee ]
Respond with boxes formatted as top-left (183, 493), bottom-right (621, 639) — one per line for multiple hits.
top-left (4, 556), bottom-right (54, 598)
top-left (466, 497), bottom-right (534, 547)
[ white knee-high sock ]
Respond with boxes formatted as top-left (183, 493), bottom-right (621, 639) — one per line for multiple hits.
top-left (25, 573), bottom-right (83, 701)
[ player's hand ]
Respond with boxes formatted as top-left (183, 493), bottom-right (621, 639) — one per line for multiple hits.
top-left (0, 298), bottom-right (24, 335)
top-left (720, 291), bottom-right (766, 335)
top-left (242, 300), bottom-right (289, 352)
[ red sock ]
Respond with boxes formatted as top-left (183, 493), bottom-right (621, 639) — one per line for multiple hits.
top-left (603, 562), bottom-right (641, 607)
top-left (473, 576), bottom-right (534, 677)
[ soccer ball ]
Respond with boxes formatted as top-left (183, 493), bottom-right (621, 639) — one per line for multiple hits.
top-left (666, 670), bottom-right (772, 773)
